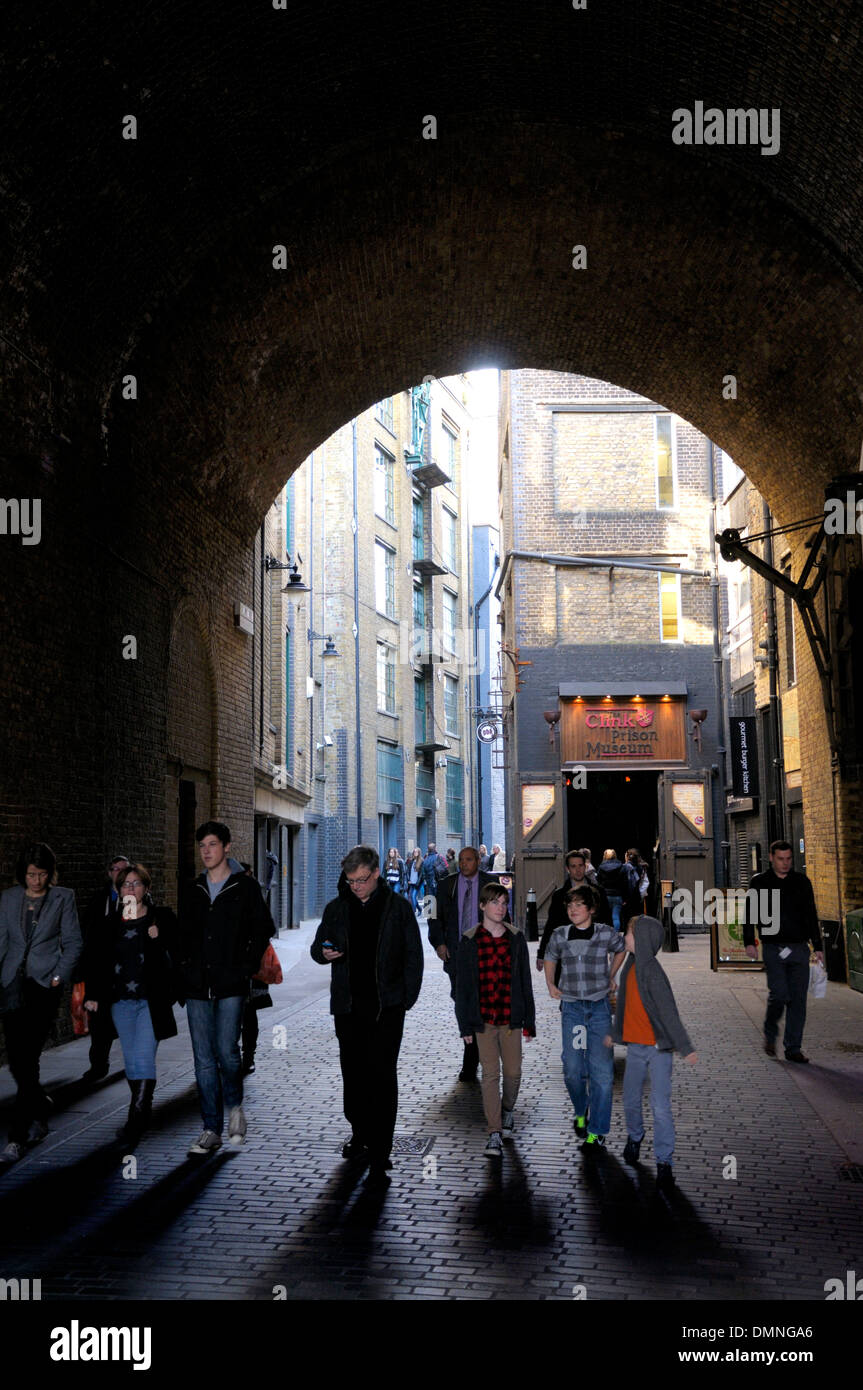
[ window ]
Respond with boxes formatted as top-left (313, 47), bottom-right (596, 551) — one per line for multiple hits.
top-left (655, 414), bottom-right (677, 509)
top-left (444, 673), bottom-right (459, 734)
top-left (726, 552), bottom-right (753, 682)
top-left (659, 571), bottom-right (682, 642)
top-left (445, 758), bottom-right (464, 835)
top-left (377, 642), bottom-right (396, 713)
top-left (783, 564), bottom-right (797, 688)
top-left (442, 588), bottom-right (457, 656)
top-left (413, 581), bottom-right (426, 641)
top-left (375, 540), bottom-right (396, 618)
top-left (412, 494), bottom-right (425, 561)
top-left (376, 741), bottom-right (403, 804)
top-left (441, 421), bottom-right (458, 487)
top-left (414, 676), bottom-right (427, 744)
top-left (374, 444), bottom-right (395, 526)
top-left (442, 507), bottom-right (458, 572)
top-left (375, 396), bottom-right (394, 433)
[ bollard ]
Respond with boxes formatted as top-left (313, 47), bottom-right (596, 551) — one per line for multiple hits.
top-left (525, 888), bottom-right (538, 941)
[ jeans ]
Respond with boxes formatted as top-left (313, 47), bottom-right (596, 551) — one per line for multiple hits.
top-left (408, 882), bottom-right (422, 911)
top-left (476, 1025), bottom-right (522, 1133)
top-left (2, 978), bottom-right (61, 1144)
top-left (111, 999), bottom-right (158, 1080)
top-left (185, 995), bottom-right (245, 1135)
top-left (334, 1006), bottom-right (405, 1164)
top-left (560, 997), bottom-right (614, 1136)
top-left (607, 894), bottom-right (623, 931)
top-left (762, 941), bottom-right (810, 1051)
top-left (622, 1042), bottom-right (675, 1163)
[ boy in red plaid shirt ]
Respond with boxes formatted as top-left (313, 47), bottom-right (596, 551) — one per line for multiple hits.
top-left (455, 882), bottom-right (536, 1157)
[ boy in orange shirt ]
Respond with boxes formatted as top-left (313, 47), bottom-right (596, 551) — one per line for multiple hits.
top-left (605, 914), bottom-right (697, 1190)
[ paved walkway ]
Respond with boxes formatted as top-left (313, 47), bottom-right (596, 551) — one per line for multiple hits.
top-left (0, 929), bottom-right (861, 1301)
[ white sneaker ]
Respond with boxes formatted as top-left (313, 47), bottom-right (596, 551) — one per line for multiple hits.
top-left (227, 1106), bottom-right (247, 1146)
top-left (188, 1130), bottom-right (222, 1155)
top-left (1, 1141), bottom-right (24, 1164)
top-left (484, 1131), bottom-right (503, 1158)
top-left (501, 1109), bottom-right (515, 1138)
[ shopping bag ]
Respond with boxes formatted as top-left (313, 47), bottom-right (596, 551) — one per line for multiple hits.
top-left (70, 980), bottom-right (90, 1035)
top-left (254, 942), bottom-right (283, 985)
top-left (808, 961), bottom-right (827, 998)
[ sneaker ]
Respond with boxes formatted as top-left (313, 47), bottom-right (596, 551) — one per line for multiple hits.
top-left (623, 1136), bottom-right (641, 1164)
top-left (484, 1131), bottom-right (503, 1158)
top-left (573, 1115), bottom-right (588, 1140)
top-left (188, 1130), bottom-right (222, 1155)
top-left (784, 1049), bottom-right (809, 1064)
top-left (0, 1141), bottom-right (24, 1164)
top-left (227, 1106), bottom-right (247, 1145)
top-left (27, 1119), bottom-right (49, 1145)
top-left (501, 1109), bottom-right (515, 1138)
top-left (656, 1161), bottom-right (676, 1190)
top-left (581, 1132), bottom-right (606, 1150)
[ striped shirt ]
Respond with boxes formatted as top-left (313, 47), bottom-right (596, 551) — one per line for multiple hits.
top-left (545, 921), bottom-right (625, 1002)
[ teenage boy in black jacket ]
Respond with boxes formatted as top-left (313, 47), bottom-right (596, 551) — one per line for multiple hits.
top-left (178, 821), bottom-right (274, 1155)
top-left (311, 845), bottom-right (423, 1189)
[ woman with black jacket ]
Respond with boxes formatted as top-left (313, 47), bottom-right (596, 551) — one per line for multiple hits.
top-left (84, 862), bottom-right (180, 1146)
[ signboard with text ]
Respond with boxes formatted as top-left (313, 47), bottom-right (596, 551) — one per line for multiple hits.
top-left (560, 698), bottom-right (687, 767)
top-left (729, 716), bottom-right (759, 797)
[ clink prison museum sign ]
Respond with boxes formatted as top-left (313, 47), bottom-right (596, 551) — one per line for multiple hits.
top-left (560, 699), bottom-right (687, 767)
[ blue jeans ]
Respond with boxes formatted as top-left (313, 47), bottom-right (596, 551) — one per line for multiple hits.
top-left (560, 998), bottom-right (614, 1136)
top-left (111, 1000), bottom-right (158, 1080)
top-left (622, 1042), bottom-right (675, 1164)
top-left (607, 894), bottom-right (623, 931)
top-left (185, 996), bottom-right (245, 1135)
top-left (762, 941), bottom-right (810, 1051)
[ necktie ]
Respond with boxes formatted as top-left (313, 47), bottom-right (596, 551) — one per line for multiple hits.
top-left (460, 877), bottom-right (473, 938)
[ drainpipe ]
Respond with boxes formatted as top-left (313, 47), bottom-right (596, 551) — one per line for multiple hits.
top-left (709, 443), bottom-right (727, 888)
top-left (352, 417), bottom-right (363, 844)
top-left (762, 498), bottom-right (786, 840)
top-left (472, 550), bottom-right (499, 846)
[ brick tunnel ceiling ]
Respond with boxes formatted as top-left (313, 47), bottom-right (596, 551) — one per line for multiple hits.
top-left (4, 1), bottom-right (863, 531)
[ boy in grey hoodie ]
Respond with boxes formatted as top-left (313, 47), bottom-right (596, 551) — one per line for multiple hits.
top-left (605, 914), bottom-right (696, 1190)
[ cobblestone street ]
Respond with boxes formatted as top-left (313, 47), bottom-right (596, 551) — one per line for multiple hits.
top-left (0, 930), bottom-right (860, 1304)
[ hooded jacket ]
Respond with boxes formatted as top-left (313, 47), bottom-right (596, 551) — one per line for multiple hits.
top-left (608, 915), bottom-right (694, 1055)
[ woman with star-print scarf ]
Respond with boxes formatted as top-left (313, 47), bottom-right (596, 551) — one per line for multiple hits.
top-left (84, 862), bottom-right (180, 1146)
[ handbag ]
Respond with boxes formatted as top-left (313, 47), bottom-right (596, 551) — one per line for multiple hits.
top-left (808, 961), bottom-right (827, 998)
top-left (254, 942), bottom-right (283, 986)
top-left (70, 980), bottom-right (90, 1036)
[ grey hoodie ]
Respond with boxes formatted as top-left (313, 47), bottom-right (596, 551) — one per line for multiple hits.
top-left (608, 915), bottom-right (694, 1055)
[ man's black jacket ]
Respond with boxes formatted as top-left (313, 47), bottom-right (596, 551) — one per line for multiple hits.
top-left (537, 878), bottom-right (613, 960)
top-left (428, 869), bottom-right (501, 973)
top-left (178, 870), bottom-right (275, 1000)
top-left (310, 880), bottom-right (423, 1016)
top-left (742, 868), bottom-right (823, 950)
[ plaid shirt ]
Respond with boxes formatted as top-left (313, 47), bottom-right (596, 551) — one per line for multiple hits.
top-left (476, 926), bottom-right (512, 1026)
top-left (545, 921), bottom-right (625, 1002)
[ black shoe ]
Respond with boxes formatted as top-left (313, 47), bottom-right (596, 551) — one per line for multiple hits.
top-left (573, 1115), bottom-right (588, 1140)
top-left (763, 1038), bottom-right (777, 1057)
top-left (784, 1049), bottom-right (809, 1064)
top-left (116, 1079), bottom-right (146, 1147)
top-left (623, 1137), bottom-right (641, 1165)
top-left (458, 1070), bottom-right (478, 1084)
top-left (581, 1133), bottom-right (606, 1151)
top-left (656, 1162), bottom-right (675, 1190)
top-left (364, 1165), bottom-right (391, 1190)
top-left (342, 1136), bottom-right (369, 1161)
top-left (242, 1058), bottom-right (256, 1075)
top-left (81, 1067), bottom-right (109, 1084)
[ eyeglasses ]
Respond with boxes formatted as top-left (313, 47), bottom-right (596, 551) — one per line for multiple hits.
top-left (123, 880), bottom-right (144, 889)
top-left (346, 873), bottom-right (373, 887)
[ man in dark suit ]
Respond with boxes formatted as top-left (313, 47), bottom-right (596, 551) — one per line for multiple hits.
top-left (428, 846), bottom-right (499, 1082)
top-left (77, 853), bottom-right (130, 1082)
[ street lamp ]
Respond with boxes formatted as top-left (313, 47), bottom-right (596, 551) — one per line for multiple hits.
top-left (265, 551), bottom-right (311, 594)
top-left (308, 629), bottom-right (339, 657)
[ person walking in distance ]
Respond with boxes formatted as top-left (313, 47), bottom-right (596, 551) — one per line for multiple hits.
top-left (384, 847), bottom-right (406, 895)
top-left (596, 848), bottom-right (640, 933)
top-left (406, 847), bottom-right (425, 913)
top-left (428, 846), bottom-right (499, 1082)
top-left (178, 822), bottom-right (275, 1154)
top-left (311, 846), bottom-right (423, 1189)
top-left (743, 840), bottom-right (825, 1063)
top-left (544, 884), bottom-right (625, 1150)
top-left (456, 883), bottom-right (535, 1158)
top-left (536, 851), bottom-right (612, 973)
top-left (0, 844), bottom-right (82, 1163)
top-left (77, 853), bottom-right (130, 1083)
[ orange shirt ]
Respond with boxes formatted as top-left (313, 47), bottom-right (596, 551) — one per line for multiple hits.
top-left (622, 965), bottom-right (656, 1045)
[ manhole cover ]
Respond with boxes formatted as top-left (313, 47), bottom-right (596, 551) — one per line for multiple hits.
top-left (338, 1134), bottom-right (433, 1157)
top-left (839, 1163), bottom-right (863, 1183)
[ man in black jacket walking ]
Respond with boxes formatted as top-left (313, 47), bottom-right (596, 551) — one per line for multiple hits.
top-left (311, 845), bottom-right (423, 1189)
top-left (77, 853), bottom-right (130, 1083)
top-left (743, 840), bottom-right (824, 1063)
top-left (178, 822), bottom-right (275, 1155)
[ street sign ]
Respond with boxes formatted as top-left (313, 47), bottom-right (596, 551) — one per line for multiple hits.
top-left (476, 719), bottom-right (498, 743)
